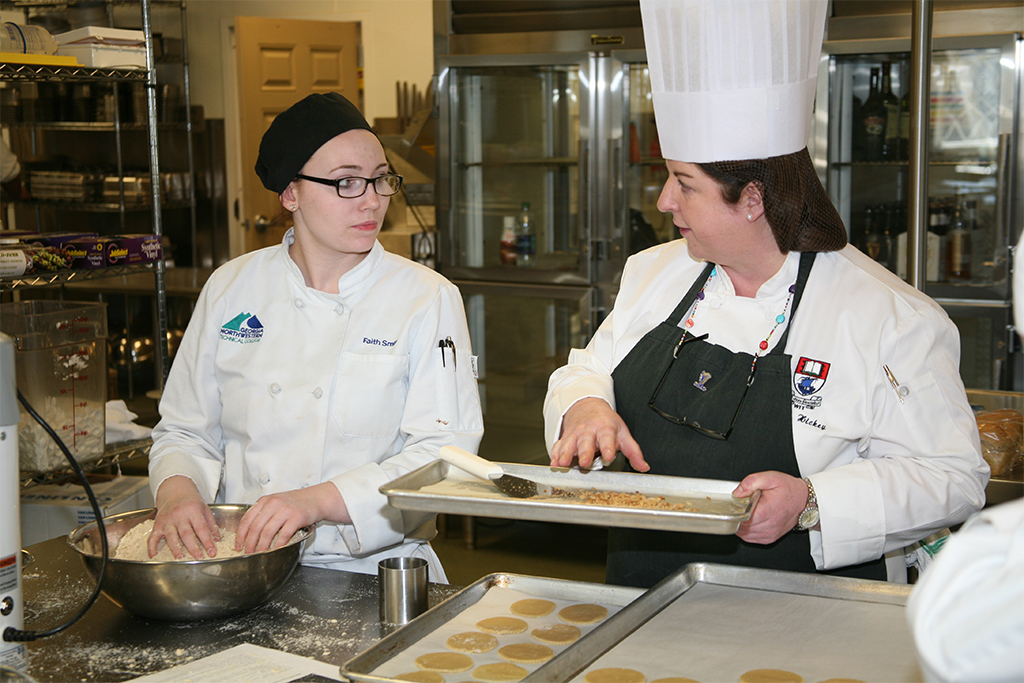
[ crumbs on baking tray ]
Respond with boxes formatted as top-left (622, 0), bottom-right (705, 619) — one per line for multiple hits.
top-left (550, 487), bottom-right (697, 511)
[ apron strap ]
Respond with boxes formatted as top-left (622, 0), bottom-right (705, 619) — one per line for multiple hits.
top-left (768, 251), bottom-right (817, 356)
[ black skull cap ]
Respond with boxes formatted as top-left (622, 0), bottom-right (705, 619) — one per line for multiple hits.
top-left (255, 92), bottom-right (375, 194)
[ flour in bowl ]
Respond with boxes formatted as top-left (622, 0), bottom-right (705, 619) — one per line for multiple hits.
top-left (114, 519), bottom-right (245, 561)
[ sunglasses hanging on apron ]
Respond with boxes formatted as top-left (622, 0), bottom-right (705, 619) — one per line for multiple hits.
top-left (607, 251), bottom-right (886, 588)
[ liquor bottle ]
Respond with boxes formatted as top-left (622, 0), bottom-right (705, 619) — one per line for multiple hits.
top-left (861, 67), bottom-right (885, 162)
top-left (500, 216), bottom-right (517, 265)
top-left (946, 194), bottom-right (972, 280)
top-left (516, 202), bottom-right (537, 268)
top-left (862, 206), bottom-right (882, 261)
top-left (881, 63), bottom-right (901, 160)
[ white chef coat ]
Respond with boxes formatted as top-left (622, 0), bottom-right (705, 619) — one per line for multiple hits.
top-left (150, 230), bottom-right (484, 578)
top-left (544, 240), bottom-right (989, 579)
top-left (907, 498), bottom-right (1024, 683)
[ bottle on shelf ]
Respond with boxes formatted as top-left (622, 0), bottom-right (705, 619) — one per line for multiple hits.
top-left (861, 67), bottom-right (885, 162)
top-left (881, 62), bottom-right (901, 161)
top-left (500, 215), bottom-right (517, 265)
top-left (946, 193), bottom-right (972, 281)
top-left (863, 205), bottom-right (893, 268)
top-left (515, 202), bottom-right (536, 268)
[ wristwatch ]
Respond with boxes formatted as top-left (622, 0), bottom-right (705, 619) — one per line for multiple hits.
top-left (794, 478), bottom-right (819, 531)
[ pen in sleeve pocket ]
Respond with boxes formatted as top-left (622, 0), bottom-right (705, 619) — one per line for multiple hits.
top-left (438, 337), bottom-right (456, 369)
top-left (445, 336), bottom-right (457, 369)
top-left (883, 364), bottom-right (905, 404)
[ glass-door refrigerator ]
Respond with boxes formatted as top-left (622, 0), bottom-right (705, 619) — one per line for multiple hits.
top-left (813, 32), bottom-right (1022, 391)
top-left (437, 53), bottom-right (613, 465)
top-left (436, 49), bottom-right (680, 465)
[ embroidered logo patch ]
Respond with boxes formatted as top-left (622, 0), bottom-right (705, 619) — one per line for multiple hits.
top-left (793, 357), bottom-right (829, 409)
top-left (220, 312), bottom-right (264, 344)
top-left (693, 370), bottom-right (712, 392)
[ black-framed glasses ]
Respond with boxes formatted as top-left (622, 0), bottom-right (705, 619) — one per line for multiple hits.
top-left (646, 332), bottom-right (758, 440)
top-left (294, 173), bottom-right (403, 198)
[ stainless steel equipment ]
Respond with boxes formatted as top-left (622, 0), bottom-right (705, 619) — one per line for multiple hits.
top-left (341, 572), bottom-right (644, 682)
top-left (342, 564), bottom-right (919, 683)
top-left (811, 10), bottom-right (1024, 391)
top-left (0, 334), bottom-right (26, 671)
top-left (68, 504), bottom-right (314, 621)
top-left (381, 460), bottom-right (757, 534)
top-left (435, 29), bottom-right (670, 468)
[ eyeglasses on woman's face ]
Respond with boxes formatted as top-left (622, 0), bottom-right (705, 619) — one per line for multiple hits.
top-left (294, 173), bottom-right (403, 198)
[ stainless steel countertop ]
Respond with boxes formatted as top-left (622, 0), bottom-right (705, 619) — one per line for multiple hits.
top-left (16, 536), bottom-right (461, 682)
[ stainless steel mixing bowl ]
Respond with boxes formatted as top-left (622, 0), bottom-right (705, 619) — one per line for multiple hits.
top-left (68, 504), bottom-right (314, 621)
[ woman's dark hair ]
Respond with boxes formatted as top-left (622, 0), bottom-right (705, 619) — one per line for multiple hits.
top-left (699, 148), bottom-right (847, 253)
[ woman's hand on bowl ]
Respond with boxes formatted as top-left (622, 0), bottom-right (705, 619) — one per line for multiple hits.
top-left (151, 475), bottom-right (220, 560)
top-left (236, 482), bottom-right (346, 554)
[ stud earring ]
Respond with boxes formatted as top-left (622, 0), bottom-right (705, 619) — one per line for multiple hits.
top-left (290, 205), bottom-right (298, 211)
top-left (747, 213), bottom-right (753, 221)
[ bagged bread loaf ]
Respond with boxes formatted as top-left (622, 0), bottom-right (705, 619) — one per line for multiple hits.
top-left (975, 408), bottom-right (1023, 476)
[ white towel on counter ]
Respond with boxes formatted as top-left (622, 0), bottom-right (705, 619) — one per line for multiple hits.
top-left (105, 400), bottom-right (152, 443)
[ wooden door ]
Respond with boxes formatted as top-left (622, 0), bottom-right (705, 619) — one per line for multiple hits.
top-left (236, 16), bottom-right (360, 253)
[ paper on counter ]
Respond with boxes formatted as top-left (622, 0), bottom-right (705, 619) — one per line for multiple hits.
top-left (570, 583), bottom-right (923, 683)
top-left (127, 643), bottom-right (342, 683)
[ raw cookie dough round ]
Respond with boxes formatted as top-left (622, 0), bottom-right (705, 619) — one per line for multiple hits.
top-left (395, 672), bottom-right (445, 683)
top-left (473, 662), bottom-right (529, 682)
top-left (510, 598), bottom-right (556, 617)
top-left (497, 642), bottom-right (554, 664)
top-left (414, 652), bottom-right (474, 673)
top-left (446, 631), bottom-right (499, 653)
top-left (558, 603), bottom-right (609, 625)
top-left (584, 667), bottom-right (646, 683)
top-left (531, 623), bottom-right (581, 645)
top-left (477, 616), bottom-right (529, 635)
top-left (739, 670), bottom-right (804, 683)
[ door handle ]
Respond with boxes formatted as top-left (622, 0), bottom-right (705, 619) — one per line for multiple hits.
top-left (254, 215), bottom-right (270, 233)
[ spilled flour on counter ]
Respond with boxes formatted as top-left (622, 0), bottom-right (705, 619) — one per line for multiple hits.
top-left (114, 519), bottom-right (244, 561)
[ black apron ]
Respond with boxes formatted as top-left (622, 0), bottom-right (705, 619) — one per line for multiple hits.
top-left (607, 252), bottom-right (886, 588)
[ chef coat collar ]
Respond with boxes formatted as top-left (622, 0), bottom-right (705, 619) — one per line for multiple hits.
top-left (704, 250), bottom-right (802, 300)
top-left (279, 227), bottom-right (385, 298)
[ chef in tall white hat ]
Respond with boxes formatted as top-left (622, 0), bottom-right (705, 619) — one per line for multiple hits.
top-left (543, 0), bottom-right (988, 588)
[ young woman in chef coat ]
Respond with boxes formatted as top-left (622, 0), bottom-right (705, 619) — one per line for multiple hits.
top-left (147, 92), bottom-right (483, 579)
top-left (544, 0), bottom-right (989, 588)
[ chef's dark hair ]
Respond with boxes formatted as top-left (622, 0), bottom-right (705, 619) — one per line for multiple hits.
top-left (255, 92), bottom-right (376, 195)
top-left (699, 147), bottom-right (847, 253)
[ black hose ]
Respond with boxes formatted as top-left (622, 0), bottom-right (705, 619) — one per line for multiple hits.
top-left (2, 390), bottom-right (109, 642)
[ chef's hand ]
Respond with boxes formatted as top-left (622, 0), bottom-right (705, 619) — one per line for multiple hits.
top-left (733, 471), bottom-right (814, 544)
top-left (236, 482), bottom-right (350, 554)
top-left (151, 475), bottom-right (220, 560)
top-left (550, 397), bottom-right (649, 472)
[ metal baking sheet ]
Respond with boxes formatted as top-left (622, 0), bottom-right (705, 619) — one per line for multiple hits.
top-left (524, 562), bottom-right (919, 683)
top-left (339, 573), bottom-right (644, 683)
top-left (381, 460), bottom-right (758, 534)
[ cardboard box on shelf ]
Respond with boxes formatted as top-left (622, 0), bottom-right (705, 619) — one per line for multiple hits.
top-left (21, 475), bottom-right (153, 546)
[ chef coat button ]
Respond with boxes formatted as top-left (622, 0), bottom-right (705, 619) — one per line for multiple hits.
top-left (313, 387), bottom-right (323, 399)
top-left (259, 473), bottom-right (270, 485)
top-left (269, 383), bottom-right (281, 395)
top-left (709, 298), bottom-right (723, 309)
top-left (765, 309), bottom-right (776, 321)
top-left (294, 298), bottom-right (305, 309)
top-left (334, 304), bottom-right (344, 315)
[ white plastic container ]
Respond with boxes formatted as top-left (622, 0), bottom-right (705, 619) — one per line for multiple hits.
top-left (54, 26), bottom-right (146, 68)
top-left (56, 43), bottom-right (145, 68)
